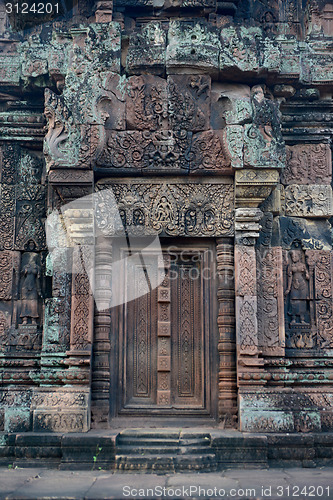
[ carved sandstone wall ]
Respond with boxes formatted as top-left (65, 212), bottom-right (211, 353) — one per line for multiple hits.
top-left (0, 0), bottom-right (332, 433)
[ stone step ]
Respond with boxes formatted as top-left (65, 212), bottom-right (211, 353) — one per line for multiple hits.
top-left (116, 437), bottom-right (211, 447)
top-left (117, 430), bottom-right (180, 439)
top-left (174, 454), bottom-right (217, 471)
top-left (116, 437), bottom-right (180, 447)
top-left (116, 445), bottom-right (211, 455)
top-left (115, 455), bottom-right (175, 472)
top-left (115, 454), bottom-right (217, 472)
top-left (116, 446), bottom-right (180, 455)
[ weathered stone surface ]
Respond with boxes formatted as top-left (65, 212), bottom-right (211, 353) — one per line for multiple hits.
top-left (272, 217), bottom-right (332, 250)
top-left (167, 20), bottom-right (220, 74)
top-left (127, 22), bottom-right (166, 75)
top-left (282, 144), bottom-right (332, 185)
top-left (32, 388), bottom-right (90, 433)
top-left (126, 75), bottom-right (168, 131)
top-left (0, 0), bottom-right (333, 439)
top-left (243, 85), bottom-right (285, 169)
top-left (168, 74), bottom-right (211, 132)
top-left (284, 185), bottom-right (333, 218)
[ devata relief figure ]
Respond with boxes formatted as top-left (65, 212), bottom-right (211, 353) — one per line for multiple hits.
top-left (19, 243), bottom-right (42, 326)
top-left (285, 250), bottom-right (310, 326)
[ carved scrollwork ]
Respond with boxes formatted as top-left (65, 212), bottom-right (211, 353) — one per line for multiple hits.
top-left (95, 179), bottom-right (234, 237)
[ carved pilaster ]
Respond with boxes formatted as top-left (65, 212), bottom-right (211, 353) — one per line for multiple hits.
top-left (91, 236), bottom-right (112, 428)
top-left (216, 238), bottom-right (237, 428)
top-left (69, 245), bottom-right (94, 353)
top-left (234, 208), bottom-right (265, 390)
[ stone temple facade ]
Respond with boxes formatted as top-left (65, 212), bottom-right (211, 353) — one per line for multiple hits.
top-left (0, 0), bottom-right (333, 446)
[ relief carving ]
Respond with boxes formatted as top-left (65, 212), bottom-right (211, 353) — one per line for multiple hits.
top-left (0, 251), bottom-right (19, 300)
top-left (284, 248), bottom-right (313, 349)
top-left (126, 75), bottom-right (167, 131)
top-left (283, 144), bottom-right (332, 185)
top-left (306, 250), bottom-right (333, 350)
top-left (285, 249), bottom-right (310, 328)
top-left (95, 179), bottom-right (234, 237)
top-left (97, 130), bottom-right (191, 171)
top-left (243, 85), bottom-right (285, 169)
top-left (126, 22), bottom-right (166, 74)
top-left (167, 75), bottom-right (211, 132)
top-left (285, 185), bottom-right (333, 218)
top-left (237, 297), bottom-right (258, 355)
top-left (236, 246), bottom-right (256, 296)
top-left (19, 245), bottom-right (42, 326)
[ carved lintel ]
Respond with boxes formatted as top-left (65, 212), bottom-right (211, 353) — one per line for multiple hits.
top-left (48, 170), bottom-right (94, 185)
top-left (95, 178), bottom-right (234, 238)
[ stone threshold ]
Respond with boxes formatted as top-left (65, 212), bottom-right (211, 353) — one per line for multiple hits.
top-left (0, 430), bottom-right (333, 472)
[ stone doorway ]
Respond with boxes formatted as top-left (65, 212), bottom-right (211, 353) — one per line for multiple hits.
top-left (109, 241), bottom-right (218, 425)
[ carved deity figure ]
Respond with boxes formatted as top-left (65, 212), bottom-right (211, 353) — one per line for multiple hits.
top-left (285, 250), bottom-right (310, 326)
top-left (19, 243), bottom-right (42, 325)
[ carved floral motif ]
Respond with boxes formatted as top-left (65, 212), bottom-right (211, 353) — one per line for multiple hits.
top-left (95, 179), bottom-right (234, 237)
top-left (285, 185), bottom-right (333, 218)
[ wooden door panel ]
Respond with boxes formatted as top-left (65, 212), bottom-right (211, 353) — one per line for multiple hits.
top-left (118, 245), bottom-right (213, 416)
top-left (171, 260), bottom-right (204, 408)
top-left (124, 258), bottom-right (158, 407)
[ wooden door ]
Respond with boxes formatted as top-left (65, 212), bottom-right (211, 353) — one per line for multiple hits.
top-left (113, 243), bottom-right (216, 418)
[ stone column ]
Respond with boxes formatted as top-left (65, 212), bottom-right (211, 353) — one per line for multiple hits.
top-left (216, 238), bottom-right (237, 427)
top-left (91, 236), bottom-right (112, 427)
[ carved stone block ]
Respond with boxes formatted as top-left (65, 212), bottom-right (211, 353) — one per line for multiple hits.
top-left (224, 125), bottom-right (244, 169)
top-left (167, 74), bottom-right (211, 132)
top-left (98, 73), bottom-right (126, 131)
top-left (272, 217), bottom-right (332, 250)
top-left (235, 169), bottom-right (279, 208)
top-left (220, 27), bottom-right (259, 75)
top-left (127, 22), bottom-right (166, 75)
top-left (70, 246), bottom-right (94, 352)
top-left (236, 296), bottom-right (259, 355)
top-left (284, 248), bottom-right (313, 350)
top-left (126, 75), bottom-right (168, 131)
top-left (0, 183), bottom-right (15, 250)
top-left (285, 185), bottom-right (333, 218)
top-left (305, 250), bottom-right (333, 350)
top-left (235, 246), bottom-right (256, 297)
top-left (307, 54), bottom-right (333, 85)
top-left (190, 131), bottom-right (231, 172)
top-left (282, 144), bottom-right (332, 185)
top-left (243, 86), bottom-right (285, 169)
top-left (167, 20), bottom-right (220, 74)
top-left (243, 122), bottom-right (285, 169)
top-left (97, 130), bottom-right (191, 172)
top-left (211, 83), bottom-right (252, 127)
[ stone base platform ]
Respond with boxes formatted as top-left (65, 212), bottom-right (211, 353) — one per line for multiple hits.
top-left (0, 430), bottom-right (333, 472)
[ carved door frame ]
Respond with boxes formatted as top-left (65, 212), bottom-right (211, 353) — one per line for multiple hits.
top-left (107, 238), bottom-right (219, 426)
